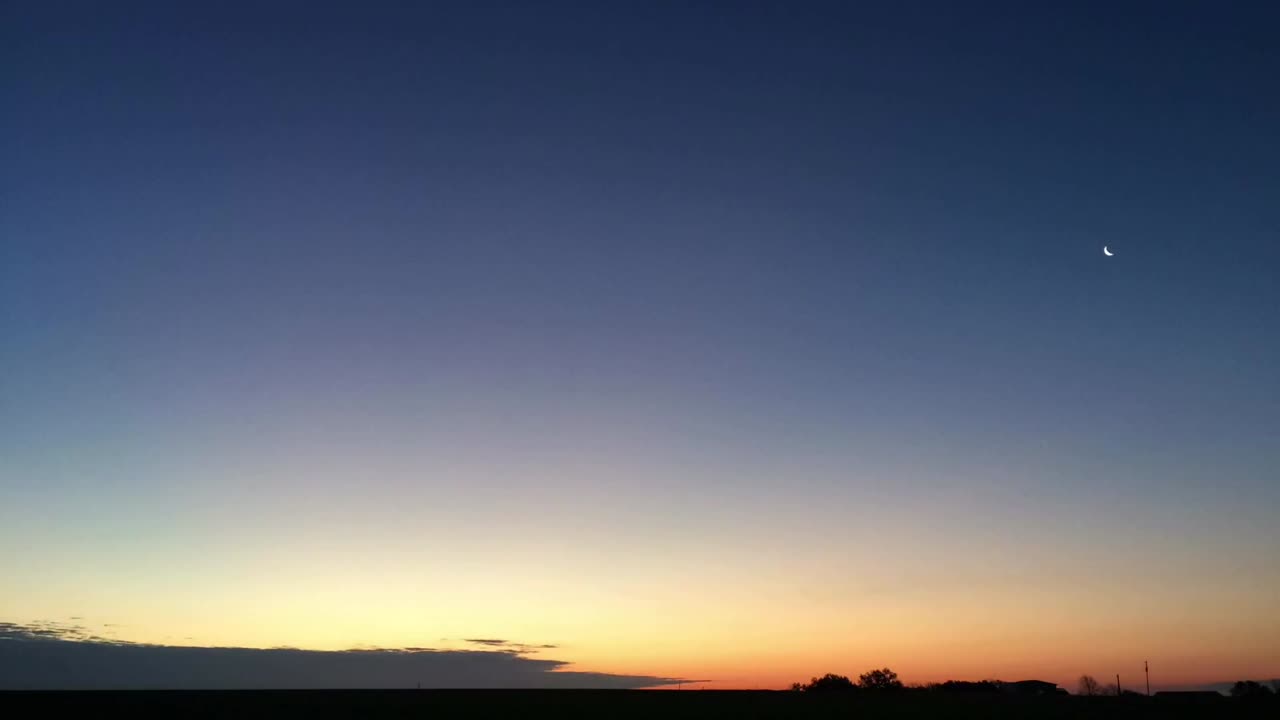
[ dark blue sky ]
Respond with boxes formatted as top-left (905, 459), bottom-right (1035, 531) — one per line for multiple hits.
top-left (2, 1), bottom-right (1278, 684)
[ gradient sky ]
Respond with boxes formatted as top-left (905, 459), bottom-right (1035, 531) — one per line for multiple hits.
top-left (2, 1), bottom-right (1278, 690)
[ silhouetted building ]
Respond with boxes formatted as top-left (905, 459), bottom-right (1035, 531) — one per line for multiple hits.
top-left (1003, 680), bottom-right (1066, 696)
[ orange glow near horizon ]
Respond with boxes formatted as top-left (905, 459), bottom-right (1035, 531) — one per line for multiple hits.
top-left (4, 455), bottom-right (1278, 690)
top-left (4, 414), bottom-right (1277, 691)
top-left (6, 558), bottom-right (1277, 691)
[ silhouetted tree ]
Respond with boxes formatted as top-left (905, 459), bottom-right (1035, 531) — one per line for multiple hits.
top-left (1230, 680), bottom-right (1274, 698)
top-left (795, 673), bottom-right (856, 692)
top-left (858, 668), bottom-right (903, 691)
top-left (1077, 675), bottom-right (1102, 696)
top-left (1101, 683), bottom-right (1119, 696)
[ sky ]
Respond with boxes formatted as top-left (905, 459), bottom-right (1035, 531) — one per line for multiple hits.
top-left (2, 0), bottom-right (1278, 691)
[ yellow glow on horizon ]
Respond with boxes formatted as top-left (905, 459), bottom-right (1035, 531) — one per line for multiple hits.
top-left (6, 554), bottom-right (1277, 691)
top-left (4, 454), bottom-right (1277, 691)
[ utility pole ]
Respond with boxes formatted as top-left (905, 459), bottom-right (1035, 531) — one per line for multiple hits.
top-left (1145, 661), bottom-right (1150, 696)
top-left (1116, 674), bottom-right (1121, 696)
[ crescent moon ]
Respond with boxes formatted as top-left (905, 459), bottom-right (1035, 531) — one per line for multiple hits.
top-left (1103, 246), bottom-right (1114, 256)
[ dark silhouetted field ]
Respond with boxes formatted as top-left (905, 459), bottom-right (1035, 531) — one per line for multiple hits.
top-left (4, 689), bottom-right (1278, 719)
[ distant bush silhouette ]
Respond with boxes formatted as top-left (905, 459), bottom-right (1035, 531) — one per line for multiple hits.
top-left (1095, 684), bottom-right (1142, 697)
top-left (793, 673), bottom-right (856, 692)
top-left (1077, 675), bottom-right (1101, 696)
top-left (932, 680), bottom-right (1004, 694)
top-left (858, 668), bottom-right (903, 691)
top-left (1231, 680), bottom-right (1275, 698)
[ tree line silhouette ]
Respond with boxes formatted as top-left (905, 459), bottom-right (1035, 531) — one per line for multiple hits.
top-left (791, 669), bottom-right (1063, 696)
top-left (1228, 680), bottom-right (1277, 699)
top-left (792, 668), bottom-right (1280, 699)
top-left (790, 668), bottom-right (904, 693)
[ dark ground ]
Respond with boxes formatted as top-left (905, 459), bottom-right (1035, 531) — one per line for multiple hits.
top-left (3, 690), bottom-right (1276, 719)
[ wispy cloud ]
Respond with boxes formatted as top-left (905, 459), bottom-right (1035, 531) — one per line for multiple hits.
top-left (462, 638), bottom-right (559, 653)
top-left (0, 622), bottom-right (687, 690)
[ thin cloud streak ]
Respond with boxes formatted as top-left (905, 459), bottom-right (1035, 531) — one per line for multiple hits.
top-left (462, 638), bottom-right (560, 653)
